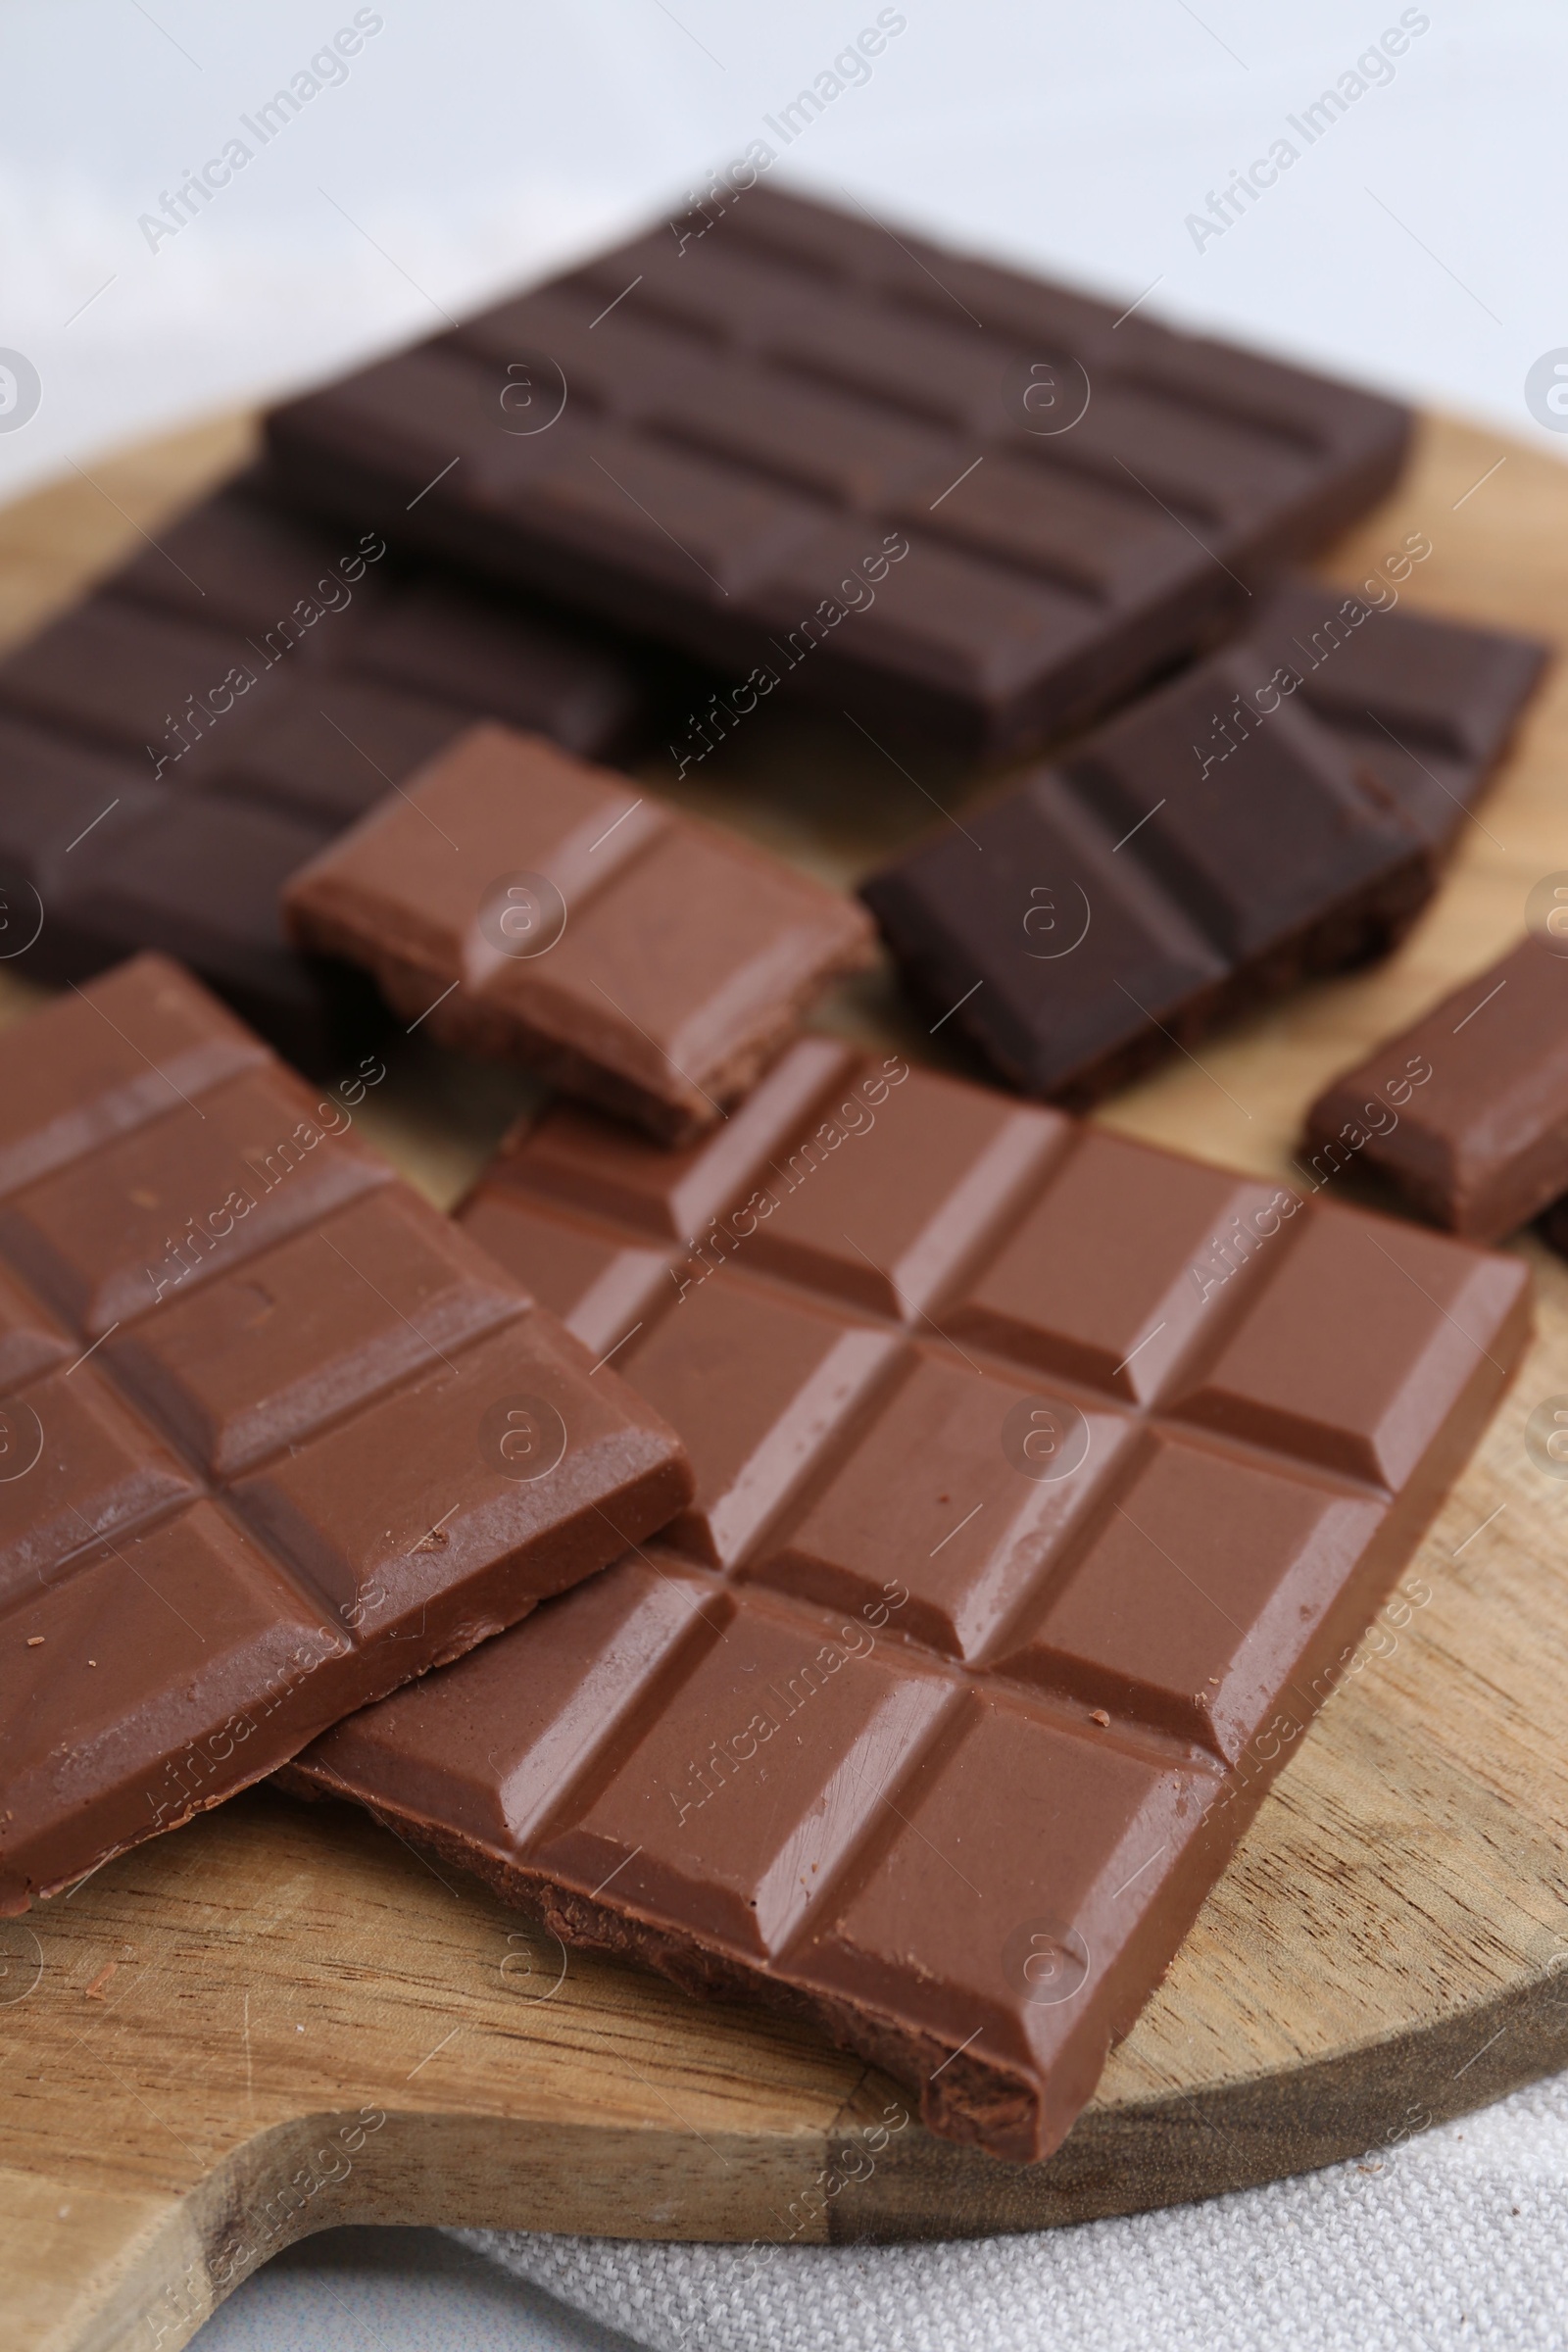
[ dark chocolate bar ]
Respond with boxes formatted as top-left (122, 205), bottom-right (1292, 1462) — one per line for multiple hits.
top-left (0, 954), bottom-right (691, 1914)
top-left (290, 1040), bottom-right (1530, 2160)
top-left (265, 184), bottom-right (1412, 755)
top-left (858, 580), bottom-right (1544, 1106)
top-left (0, 469), bottom-right (657, 1063)
top-left (1247, 579), bottom-right (1547, 851)
top-left (1304, 932), bottom-right (1568, 1242)
top-left (283, 722), bottom-right (876, 1141)
top-left (1540, 1196), bottom-right (1568, 1261)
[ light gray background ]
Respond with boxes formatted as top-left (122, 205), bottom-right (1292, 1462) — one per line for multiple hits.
top-left (4, 4), bottom-right (1564, 2344)
top-left (2, 0), bottom-right (1567, 498)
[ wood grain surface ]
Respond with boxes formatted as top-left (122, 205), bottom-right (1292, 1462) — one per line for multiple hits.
top-left (2, 407), bottom-right (1568, 2352)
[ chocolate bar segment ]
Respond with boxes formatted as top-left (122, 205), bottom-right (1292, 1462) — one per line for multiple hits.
top-left (1303, 934), bottom-right (1568, 1242)
top-left (290, 1044), bottom-right (1530, 2160)
top-left (0, 955), bottom-right (691, 1914)
top-left (264, 184), bottom-right (1412, 754)
top-left (283, 722), bottom-right (876, 1141)
top-left (0, 469), bottom-right (658, 1063)
top-left (859, 583), bottom-right (1544, 1106)
top-left (1248, 580), bottom-right (1548, 850)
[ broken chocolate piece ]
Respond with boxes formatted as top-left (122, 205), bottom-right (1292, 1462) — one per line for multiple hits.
top-left (283, 722), bottom-right (875, 1141)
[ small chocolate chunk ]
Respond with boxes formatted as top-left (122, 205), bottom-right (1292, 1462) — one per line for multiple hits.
top-left (283, 723), bottom-right (875, 1142)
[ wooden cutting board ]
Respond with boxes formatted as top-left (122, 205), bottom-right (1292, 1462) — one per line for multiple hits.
top-left (3, 407), bottom-right (1568, 2352)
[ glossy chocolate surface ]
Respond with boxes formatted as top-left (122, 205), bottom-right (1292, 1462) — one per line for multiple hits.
top-left (859, 582), bottom-right (1545, 1105)
top-left (284, 722), bottom-right (875, 1140)
top-left (0, 956), bottom-right (691, 1913)
top-left (265, 185), bottom-right (1412, 753)
top-left (293, 1040), bottom-right (1530, 2160)
top-left (1305, 933), bottom-right (1568, 1242)
top-left (0, 470), bottom-right (656, 1064)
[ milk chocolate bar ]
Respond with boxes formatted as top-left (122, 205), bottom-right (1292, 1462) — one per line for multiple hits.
top-left (0, 469), bottom-right (657, 1063)
top-left (1304, 933), bottom-right (1568, 1242)
top-left (283, 723), bottom-right (876, 1141)
top-left (289, 1041), bottom-right (1529, 2160)
top-left (858, 582), bottom-right (1544, 1105)
top-left (0, 955), bottom-right (691, 1914)
top-left (264, 185), bottom-right (1412, 754)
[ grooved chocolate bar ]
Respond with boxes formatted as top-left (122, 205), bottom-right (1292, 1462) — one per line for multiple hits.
top-left (0, 955), bottom-right (691, 1914)
top-left (284, 722), bottom-right (876, 1141)
top-left (1305, 932), bottom-right (1568, 1242)
top-left (0, 468), bottom-right (657, 1063)
top-left (859, 580), bottom-right (1544, 1106)
top-left (264, 184), bottom-right (1412, 754)
top-left (290, 1040), bottom-right (1529, 2160)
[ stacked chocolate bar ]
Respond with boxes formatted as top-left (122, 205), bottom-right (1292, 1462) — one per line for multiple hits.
top-left (0, 186), bottom-right (1548, 2166)
top-left (860, 580), bottom-right (1545, 1103)
top-left (265, 184), bottom-right (1415, 752)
